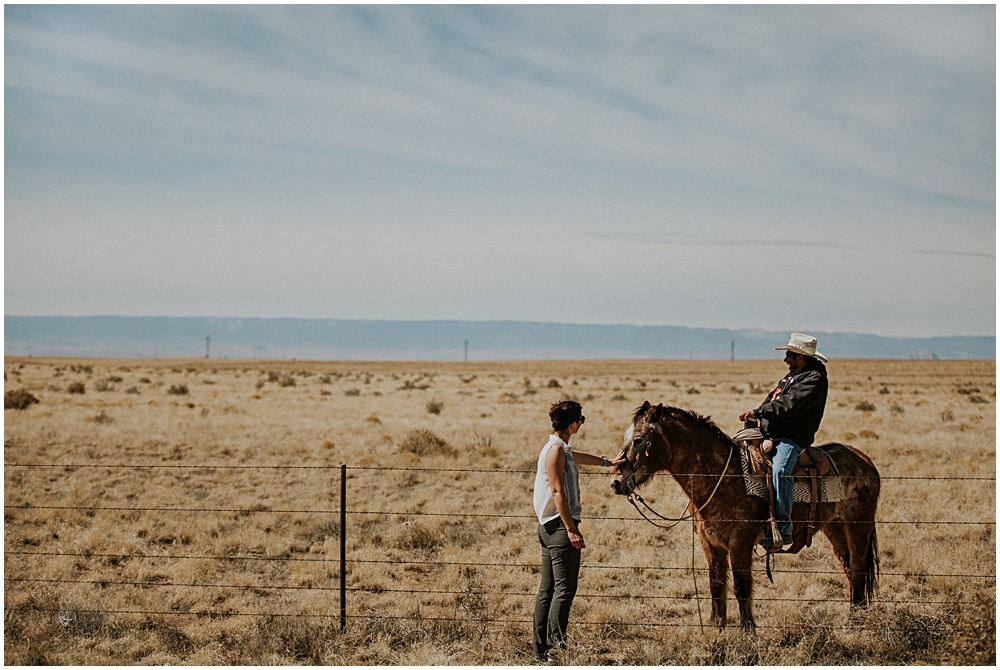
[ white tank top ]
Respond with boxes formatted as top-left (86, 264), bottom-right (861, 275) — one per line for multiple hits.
top-left (533, 435), bottom-right (582, 524)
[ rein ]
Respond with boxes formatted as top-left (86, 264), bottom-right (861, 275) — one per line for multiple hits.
top-left (624, 441), bottom-right (735, 530)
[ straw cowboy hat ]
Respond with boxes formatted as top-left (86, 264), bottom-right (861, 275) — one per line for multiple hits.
top-left (774, 333), bottom-right (828, 363)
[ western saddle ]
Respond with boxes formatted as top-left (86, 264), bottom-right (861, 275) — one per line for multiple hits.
top-left (733, 428), bottom-right (833, 555)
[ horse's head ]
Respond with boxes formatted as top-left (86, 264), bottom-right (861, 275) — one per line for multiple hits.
top-left (611, 401), bottom-right (671, 497)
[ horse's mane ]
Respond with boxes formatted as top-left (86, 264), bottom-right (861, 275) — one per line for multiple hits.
top-left (632, 403), bottom-right (733, 442)
top-left (630, 404), bottom-right (648, 425)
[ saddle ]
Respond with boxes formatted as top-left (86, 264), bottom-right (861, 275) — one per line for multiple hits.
top-left (733, 428), bottom-right (840, 555)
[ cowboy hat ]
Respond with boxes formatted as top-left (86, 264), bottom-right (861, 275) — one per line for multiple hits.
top-left (774, 333), bottom-right (828, 363)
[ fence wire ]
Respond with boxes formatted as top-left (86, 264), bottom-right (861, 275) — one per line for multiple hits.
top-left (5, 460), bottom-right (995, 641)
top-left (8, 603), bottom-right (930, 632)
top-left (5, 461), bottom-right (996, 482)
top-left (4, 576), bottom-right (991, 607)
top-left (5, 502), bottom-right (994, 526)
top-left (5, 550), bottom-right (994, 580)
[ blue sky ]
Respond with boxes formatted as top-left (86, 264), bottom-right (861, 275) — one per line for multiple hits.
top-left (4, 4), bottom-right (995, 338)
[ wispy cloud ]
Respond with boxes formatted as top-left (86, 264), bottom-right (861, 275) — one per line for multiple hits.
top-left (4, 5), bottom-right (995, 337)
top-left (580, 231), bottom-right (996, 259)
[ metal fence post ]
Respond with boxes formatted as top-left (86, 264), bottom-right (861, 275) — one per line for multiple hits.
top-left (340, 463), bottom-right (347, 633)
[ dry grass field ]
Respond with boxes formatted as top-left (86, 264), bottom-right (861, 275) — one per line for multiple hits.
top-left (4, 356), bottom-right (995, 665)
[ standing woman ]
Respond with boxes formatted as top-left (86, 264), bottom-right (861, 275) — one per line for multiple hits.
top-left (532, 400), bottom-right (623, 661)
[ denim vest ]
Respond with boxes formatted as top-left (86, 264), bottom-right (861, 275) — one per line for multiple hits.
top-left (533, 435), bottom-right (582, 524)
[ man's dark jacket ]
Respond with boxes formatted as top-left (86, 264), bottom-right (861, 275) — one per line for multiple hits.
top-left (752, 358), bottom-right (828, 447)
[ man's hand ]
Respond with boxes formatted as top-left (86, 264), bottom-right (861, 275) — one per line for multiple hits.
top-left (739, 411), bottom-right (757, 423)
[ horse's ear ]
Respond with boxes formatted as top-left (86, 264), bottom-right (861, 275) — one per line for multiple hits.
top-left (649, 403), bottom-right (662, 421)
top-left (641, 400), bottom-right (651, 412)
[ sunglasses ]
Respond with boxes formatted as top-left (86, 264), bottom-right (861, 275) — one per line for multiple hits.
top-left (577, 416), bottom-right (586, 425)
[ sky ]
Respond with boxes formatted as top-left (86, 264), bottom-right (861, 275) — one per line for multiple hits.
top-left (4, 4), bottom-right (996, 338)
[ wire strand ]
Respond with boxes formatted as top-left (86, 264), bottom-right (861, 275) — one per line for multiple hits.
top-left (3, 576), bottom-right (981, 606)
top-left (6, 503), bottom-right (993, 525)
top-left (4, 462), bottom-right (995, 482)
top-left (5, 604), bottom-right (967, 631)
top-left (6, 551), bottom-right (994, 580)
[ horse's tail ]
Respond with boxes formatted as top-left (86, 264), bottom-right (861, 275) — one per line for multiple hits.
top-left (836, 441), bottom-right (880, 605)
top-left (861, 524), bottom-right (879, 604)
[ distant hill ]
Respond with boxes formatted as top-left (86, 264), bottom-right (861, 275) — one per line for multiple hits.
top-left (3, 316), bottom-right (995, 361)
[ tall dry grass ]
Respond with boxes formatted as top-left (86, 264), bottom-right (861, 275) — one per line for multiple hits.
top-left (4, 357), bottom-right (995, 665)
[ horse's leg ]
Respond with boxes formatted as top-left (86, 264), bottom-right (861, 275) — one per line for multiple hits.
top-left (820, 520), bottom-right (852, 595)
top-left (822, 513), bottom-right (878, 608)
top-left (730, 544), bottom-right (756, 631)
top-left (702, 538), bottom-right (730, 627)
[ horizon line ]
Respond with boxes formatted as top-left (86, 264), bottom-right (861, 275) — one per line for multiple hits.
top-left (4, 313), bottom-right (995, 341)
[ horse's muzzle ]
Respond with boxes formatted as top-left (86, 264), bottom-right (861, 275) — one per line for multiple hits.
top-left (611, 475), bottom-right (634, 496)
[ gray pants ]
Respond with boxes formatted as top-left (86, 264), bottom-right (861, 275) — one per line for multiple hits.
top-left (532, 518), bottom-right (581, 659)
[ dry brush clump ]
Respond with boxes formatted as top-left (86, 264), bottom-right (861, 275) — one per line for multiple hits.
top-left (398, 428), bottom-right (456, 458)
top-left (4, 388), bottom-right (39, 410)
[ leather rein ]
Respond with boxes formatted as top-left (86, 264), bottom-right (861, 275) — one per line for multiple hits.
top-left (623, 440), bottom-right (735, 530)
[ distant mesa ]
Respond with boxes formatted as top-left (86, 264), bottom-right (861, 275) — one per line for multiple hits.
top-left (3, 316), bottom-right (994, 361)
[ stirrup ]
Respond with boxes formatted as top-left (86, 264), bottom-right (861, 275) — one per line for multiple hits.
top-left (758, 533), bottom-right (792, 551)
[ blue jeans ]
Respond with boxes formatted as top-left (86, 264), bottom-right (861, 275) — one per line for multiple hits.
top-left (533, 518), bottom-right (581, 659)
top-left (771, 439), bottom-right (802, 538)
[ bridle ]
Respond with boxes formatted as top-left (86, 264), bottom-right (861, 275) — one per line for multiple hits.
top-left (617, 424), bottom-right (735, 530)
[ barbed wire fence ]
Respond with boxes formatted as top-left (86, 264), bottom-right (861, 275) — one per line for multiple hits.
top-left (5, 462), bottom-right (996, 637)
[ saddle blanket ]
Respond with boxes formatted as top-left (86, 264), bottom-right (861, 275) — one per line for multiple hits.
top-left (738, 444), bottom-right (843, 503)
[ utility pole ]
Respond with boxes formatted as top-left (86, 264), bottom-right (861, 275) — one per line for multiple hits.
top-left (205, 335), bottom-right (211, 359)
top-left (731, 339), bottom-right (735, 362)
top-left (464, 339), bottom-right (469, 363)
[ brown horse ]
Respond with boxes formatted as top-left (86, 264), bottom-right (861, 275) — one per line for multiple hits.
top-left (611, 401), bottom-right (880, 630)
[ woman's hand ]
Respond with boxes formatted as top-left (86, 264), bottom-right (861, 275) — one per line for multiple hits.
top-left (608, 449), bottom-right (628, 474)
top-left (568, 529), bottom-right (585, 550)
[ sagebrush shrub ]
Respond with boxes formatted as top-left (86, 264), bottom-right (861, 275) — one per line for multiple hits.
top-left (394, 521), bottom-right (442, 551)
top-left (399, 429), bottom-right (455, 457)
top-left (5, 389), bottom-right (39, 410)
top-left (58, 603), bottom-right (104, 637)
top-left (92, 411), bottom-right (114, 425)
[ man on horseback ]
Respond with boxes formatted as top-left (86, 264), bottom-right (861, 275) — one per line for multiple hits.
top-left (739, 333), bottom-right (828, 550)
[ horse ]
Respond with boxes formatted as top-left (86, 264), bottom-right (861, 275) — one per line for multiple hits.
top-left (611, 401), bottom-right (880, 630)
